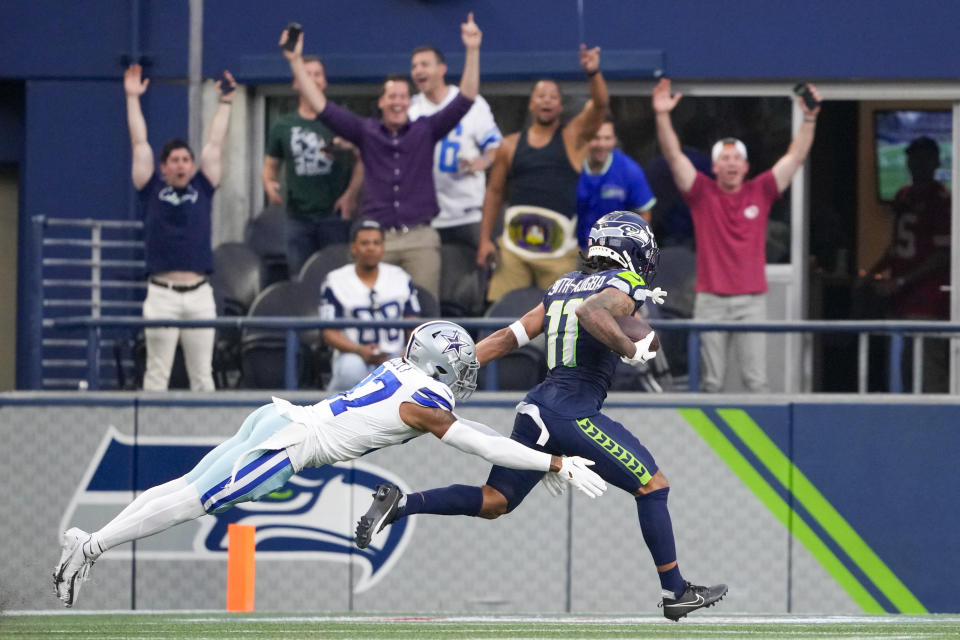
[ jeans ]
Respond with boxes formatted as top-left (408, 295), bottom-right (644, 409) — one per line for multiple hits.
top-left (285, 215), bottom-right (351, 277)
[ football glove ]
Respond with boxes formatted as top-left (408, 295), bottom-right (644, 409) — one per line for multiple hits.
top-left (621, 330), bottom-right (658, 366)
top-left (638, 287), bottom-right (668, 305)
top-left (540, 470), bottom-right (567, 497)
top-left (557, 456), bottom-right (606, 498)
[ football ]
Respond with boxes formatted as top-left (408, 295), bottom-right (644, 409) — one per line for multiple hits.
top-left (615, 315), bottom-right (660, 352)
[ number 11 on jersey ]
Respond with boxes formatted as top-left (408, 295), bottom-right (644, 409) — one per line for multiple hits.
top-left (545, 298), bottom-right (583, 369)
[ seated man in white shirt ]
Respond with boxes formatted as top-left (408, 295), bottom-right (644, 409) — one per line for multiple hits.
top-left (321, 219), bottom-right (421, 391)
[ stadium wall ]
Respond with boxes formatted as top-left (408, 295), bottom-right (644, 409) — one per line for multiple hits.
top-left (8, 0), bottom-right (960, 388)
top-left (1, 392), bottom-right (955, 614)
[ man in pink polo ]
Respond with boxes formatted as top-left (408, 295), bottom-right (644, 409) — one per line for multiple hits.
top-left (653, 79), bottom-right (821, 392)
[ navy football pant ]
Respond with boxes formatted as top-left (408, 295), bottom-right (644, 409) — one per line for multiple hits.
top-left (486, 406), bottom-right (660, 511)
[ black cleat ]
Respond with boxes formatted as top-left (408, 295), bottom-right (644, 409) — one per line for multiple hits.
top-left (660, 581), bottom-right (728, 621)
top-left (354, 483), bottom-right (402, 549)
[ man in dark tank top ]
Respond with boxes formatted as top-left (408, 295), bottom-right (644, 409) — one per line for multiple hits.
top-left (477, 44), bottom-right (609, 302)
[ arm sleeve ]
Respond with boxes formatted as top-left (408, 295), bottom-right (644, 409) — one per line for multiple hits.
top-left (317, 101), bottom-right (365, 146)
top-left (428, 93), bottom-right (474, 142)
top-left (441, 419), bottom-right (552, 472)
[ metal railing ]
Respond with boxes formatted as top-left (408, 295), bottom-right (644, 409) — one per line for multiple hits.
top-left (27, 215), bottom-right (146, 389)
top-left (43, 315), bottom-right (960, 393)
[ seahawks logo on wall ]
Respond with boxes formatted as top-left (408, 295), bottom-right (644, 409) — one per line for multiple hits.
top-left (59, 427), bottom-right (413, 593)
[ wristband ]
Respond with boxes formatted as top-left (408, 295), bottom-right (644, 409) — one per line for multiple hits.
top-left (509, 320), bottom-right (530, 347)
top-left (219, 99), bottom-right (233, 105)
top-left (803, 116), bottom-right (816, 122)
top-left (586, 69), bottom-right (600, 77)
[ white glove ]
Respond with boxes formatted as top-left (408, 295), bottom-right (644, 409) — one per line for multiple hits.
top-left (621, 331), bottom-right (658, 366)
top-left (644, 287), bottom-right (668, 305)
top-left (540, 470), bottom-right (567, 497)
top-left (557, 456), bottom-right (607, 498)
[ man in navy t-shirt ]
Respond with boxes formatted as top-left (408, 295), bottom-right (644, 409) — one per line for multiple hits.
top-left (125, 64), bottom-right (235, 391)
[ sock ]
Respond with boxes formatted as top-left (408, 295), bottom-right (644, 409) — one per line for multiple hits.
top-left (396, 484), bottom-right (483, 519)
top-left (112, 477), bottom-right (188, 524)
top-left (89, 483), bottom-right (206, 556)
top-left (636, 487), bottom-right (685, 596)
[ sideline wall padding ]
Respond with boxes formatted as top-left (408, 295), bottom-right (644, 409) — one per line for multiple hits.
top-left (1, 393), bottom-right (955, 613)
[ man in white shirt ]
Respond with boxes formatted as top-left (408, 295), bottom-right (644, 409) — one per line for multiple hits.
top-left (408, 45), bottom-right (503, 251)
top-left (320, 219), bottom-right (420, 390)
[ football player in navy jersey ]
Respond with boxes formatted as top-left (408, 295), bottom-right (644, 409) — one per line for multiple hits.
top-left (356, 211), bottom-right (727, 620)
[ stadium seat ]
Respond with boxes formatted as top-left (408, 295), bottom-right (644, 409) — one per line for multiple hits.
top-left (241, 280), bottom-right (324, 389)
top-left (414, 285), bottom-right (439, 319)
top-left (209, 243), bottom-right (265, 387)
top-left (439, 242), bottom-right (486, 317)
top-left (478, 286), bottom-right (547, 390)
top-left (298, 243), bottom-right (351, 301)
top-left (481, 345), bottom-right (546, 391)
top-left (244, 205), bottom-right (290, 286)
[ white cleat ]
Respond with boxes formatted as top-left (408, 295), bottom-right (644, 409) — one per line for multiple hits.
top-left (53, 527), bottom-right (95, 607)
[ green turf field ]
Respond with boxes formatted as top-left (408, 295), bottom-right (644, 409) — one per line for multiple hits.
top-left (2, 613), bottom-right (960, 639)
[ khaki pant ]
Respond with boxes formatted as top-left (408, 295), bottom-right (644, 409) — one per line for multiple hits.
top-left (383, 225), bottom-right (441, 301)
top-left (694, 291), bottom-right (768, 393)
top-left (142, 281), bottom-right (216, 391)
top-left (486, 241), bottom-right (579, 302)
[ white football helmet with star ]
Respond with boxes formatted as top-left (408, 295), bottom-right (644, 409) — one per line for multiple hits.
top-left (404, 321), bottom-right (480, 400)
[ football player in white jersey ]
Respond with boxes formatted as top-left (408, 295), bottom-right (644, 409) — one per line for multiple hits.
top-left (52, 321), bottom-right (606, 608)
top-left (409, 45), bottom-right (502, 249)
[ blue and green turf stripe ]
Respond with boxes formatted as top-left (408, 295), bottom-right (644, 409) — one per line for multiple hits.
top-left (679, 408), bottom-right (926, 614)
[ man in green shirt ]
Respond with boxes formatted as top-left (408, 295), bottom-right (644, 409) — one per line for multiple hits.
top-left (262, 55), bottom-right (364, 275)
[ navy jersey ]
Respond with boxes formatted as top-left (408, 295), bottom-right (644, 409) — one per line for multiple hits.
top-left (525, 269), bottom-right (650, 417)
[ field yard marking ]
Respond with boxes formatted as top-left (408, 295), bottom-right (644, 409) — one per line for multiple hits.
top-left (718, 408), bottom-right (928, 614)
top-left (678, 409), bottom-right (884, 613)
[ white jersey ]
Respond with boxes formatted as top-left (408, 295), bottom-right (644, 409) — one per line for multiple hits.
top-left (273, 358), bottom-right (455, 467)
top-left (409, 87), bottom-right (502, 228)
top-left (320, 263), bottom-right (420, 356)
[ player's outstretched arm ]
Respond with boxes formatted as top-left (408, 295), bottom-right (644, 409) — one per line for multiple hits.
top-left (398, 403), bottom-right (606, 497)
top-left (475, 303), bottom-right (545, 365)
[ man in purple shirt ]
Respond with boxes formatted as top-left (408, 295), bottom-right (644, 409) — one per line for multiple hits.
top-left (281, 13), bottom-right (482, 300)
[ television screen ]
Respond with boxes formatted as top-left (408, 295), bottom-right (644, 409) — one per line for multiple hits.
top-left (874, 110), bottom-right (952, 201)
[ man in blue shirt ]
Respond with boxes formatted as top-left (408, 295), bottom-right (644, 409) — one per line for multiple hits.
top-left (125, 64), bottom-right (234, 391)
top-left (576, 119), bottom-right (656, 249)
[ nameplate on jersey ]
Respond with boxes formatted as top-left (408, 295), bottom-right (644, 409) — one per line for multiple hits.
top-left (502, 205), bottom-right (577, 260)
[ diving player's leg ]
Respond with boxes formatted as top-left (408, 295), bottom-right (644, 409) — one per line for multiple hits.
top-left (105, 405), bottom-right (274, 527)
top-left (87, 404), bottom-right (288, 555)
top-left (54, 404), bottom-right (295, 606)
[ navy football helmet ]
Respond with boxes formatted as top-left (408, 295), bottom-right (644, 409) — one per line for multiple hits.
top-left (586, 211), bottom-right (659, 280)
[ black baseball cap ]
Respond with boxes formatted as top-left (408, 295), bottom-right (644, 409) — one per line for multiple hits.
top-left (350, 218), bottom-right (383, 241)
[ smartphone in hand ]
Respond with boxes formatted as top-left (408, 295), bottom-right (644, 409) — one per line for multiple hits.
top-left (792, 83), bottom-right (820, 110)
top-left (219, 71), bottom-right (235, 92)
top-left (283, 22), bottom-right (302, 52)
